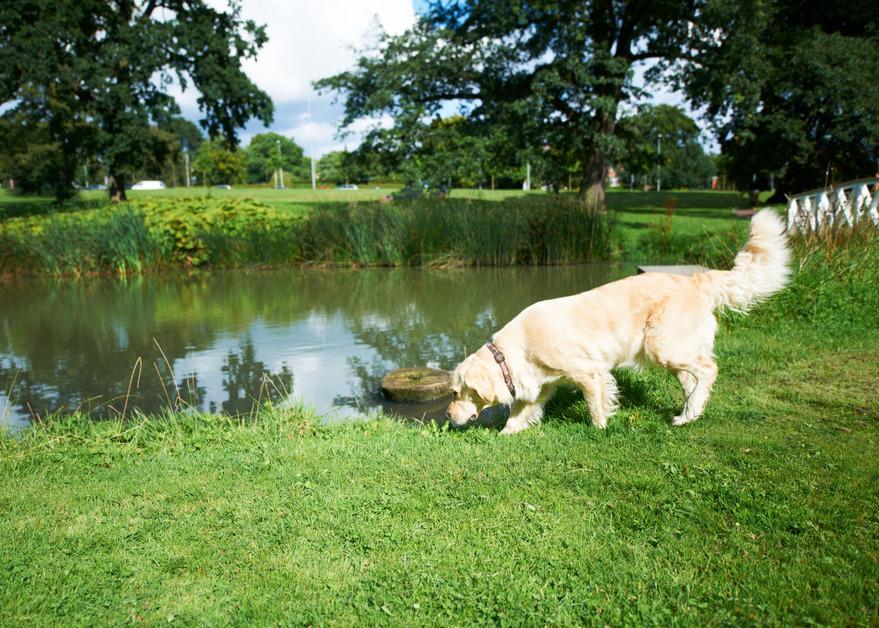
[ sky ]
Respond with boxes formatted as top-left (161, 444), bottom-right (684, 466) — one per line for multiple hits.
top-left (176, 1), bottom-right (706, 157)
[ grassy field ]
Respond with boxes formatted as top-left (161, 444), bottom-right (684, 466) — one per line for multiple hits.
top-left (1, 225), bottom-right (877, 624)
top-left (0, 185), bottom-right (533, 219)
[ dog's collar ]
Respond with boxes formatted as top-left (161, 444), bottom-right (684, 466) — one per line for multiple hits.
top-left (485, 342), bottom-right (516, 399)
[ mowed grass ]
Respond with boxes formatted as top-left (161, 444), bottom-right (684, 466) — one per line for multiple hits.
top-left (1, 229), bottom-right (877, 625)
top-left (0, 186), bottom-right (537, 220)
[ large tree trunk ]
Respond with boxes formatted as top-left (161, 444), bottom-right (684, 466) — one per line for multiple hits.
top-left (581, 147), bottom-right (607, 210)
top-left (108, 172), bottom-right (127, 202)
top-left (579, 112), bottom-right (616, 211)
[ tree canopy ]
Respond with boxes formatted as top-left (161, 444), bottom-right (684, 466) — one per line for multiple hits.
top-left (244, 133), bottom-right (308, 184)
top-left (318, 0), bottom-right (879, 202)
top-left (192, 141), bottom-right (246, 186)
top-left (675, 0), bottom-right (879, 196)
top-left (0, 0), bottom-right (273, 200)
top-left (316, 0), bottom-right (699, 207)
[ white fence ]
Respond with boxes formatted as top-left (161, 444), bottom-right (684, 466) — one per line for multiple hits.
top-left (787, 178), bottom-right (879, 234)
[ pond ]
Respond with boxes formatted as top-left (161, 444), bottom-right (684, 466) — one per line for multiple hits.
top-left (0, 264), bottom-right (632, 430)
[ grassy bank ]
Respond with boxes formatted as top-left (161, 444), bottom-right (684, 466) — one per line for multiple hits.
top-left (0, 196), bottom-right (614, 275)
top-left (1, 227), bottom-right (877, 624)
top-left (0, 187), bottom-right (747, 276)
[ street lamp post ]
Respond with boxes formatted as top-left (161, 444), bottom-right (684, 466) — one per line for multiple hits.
top-left (182, 141), bottom-right (191, 188)
top-left (656, 134), bottom-right (662, 192)
top-left (276, 139), bottom-right (284, 189)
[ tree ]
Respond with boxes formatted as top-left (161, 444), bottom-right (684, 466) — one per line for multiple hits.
top-left (0, 0), bottom-right (273, 201)
top-left (316, 0), bottom-right (698, 209)
top-left (676, 0), bottom-right (879, 197)
top-left (317, 151), bottom-right (349, 184)
top-left (617, 105), bottom-right (714, 189)
top-left (0, 112), bottom-right (67, 197)
top-left (244, 133), bottom-right (308, 184)
top-left (192, 142), bottom-right (246, 186)
top-left (417, 116), bottom-right (491, 188)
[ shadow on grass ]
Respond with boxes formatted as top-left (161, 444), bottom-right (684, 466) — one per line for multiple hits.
top-left (618, 207), bottom-right (749, 221)
top-left (0, 197), bottom-right (107, 220)
top-left (541, 368), bottom-right (681, 427)
top-left (606, 190), bottom-right (744, 211)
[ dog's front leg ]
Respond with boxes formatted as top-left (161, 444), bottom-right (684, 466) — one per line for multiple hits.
top-left (500, 400), bottom-right (540, 435)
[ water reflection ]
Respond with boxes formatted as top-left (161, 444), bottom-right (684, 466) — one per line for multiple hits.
top-left (0, 265), bottom-right (630, 429)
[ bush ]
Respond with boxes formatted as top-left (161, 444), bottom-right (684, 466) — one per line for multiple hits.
top-left (135, 198), bottom-right (299, 266)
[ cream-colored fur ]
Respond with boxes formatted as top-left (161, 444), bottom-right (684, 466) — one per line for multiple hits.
top-left (446, 209), bottom-right (791, 433)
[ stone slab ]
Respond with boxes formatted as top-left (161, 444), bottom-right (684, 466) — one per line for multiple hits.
top-left (637, 265), bottom-right (710, 276)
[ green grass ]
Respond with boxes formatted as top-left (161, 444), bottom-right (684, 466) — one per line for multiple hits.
top-left (1, 227), bottom-right (877, 625)
top-left (0, 185), bottom-right (537, 219)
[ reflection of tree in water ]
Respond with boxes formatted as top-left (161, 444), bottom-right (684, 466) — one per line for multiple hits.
top-left (332, 355), bottom-right (387, 409)
top-left (213, 340), bottom-right (294, 416)
top-left (0, 355), bottom-right (207, 420)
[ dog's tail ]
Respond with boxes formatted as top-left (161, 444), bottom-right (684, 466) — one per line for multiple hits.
top-left (702, 209), bottom-right (791, 313)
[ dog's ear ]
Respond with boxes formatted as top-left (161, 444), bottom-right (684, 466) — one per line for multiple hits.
top-left (466, 357), bottom-right (497, 404)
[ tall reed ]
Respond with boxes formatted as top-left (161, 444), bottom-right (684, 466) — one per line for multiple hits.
top-left (0, 206), bottom-right (161, 276)
top-left (294, 197), bottom-right (614, 266)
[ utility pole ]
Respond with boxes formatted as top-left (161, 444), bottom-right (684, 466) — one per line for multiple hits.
top-left (656, 134), bottom-right (662, 192)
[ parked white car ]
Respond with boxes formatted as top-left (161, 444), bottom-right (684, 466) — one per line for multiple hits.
top-left (131, 180), bottom-right (166, 190)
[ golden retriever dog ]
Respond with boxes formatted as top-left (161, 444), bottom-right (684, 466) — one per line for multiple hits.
top-left (446, 209), bottom-right (790, 433)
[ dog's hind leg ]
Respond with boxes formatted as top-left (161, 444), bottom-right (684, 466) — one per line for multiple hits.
top-left (644, 300), bottom-right (719, 426)
top-left (671, 358), bottom-right (718, 426)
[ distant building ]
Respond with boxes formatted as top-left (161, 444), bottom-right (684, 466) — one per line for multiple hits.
top-left (607, 166), bottom-right (621, 188)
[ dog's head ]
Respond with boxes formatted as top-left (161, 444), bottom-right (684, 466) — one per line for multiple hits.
top-left (446, 347), bottom-right (507, 426)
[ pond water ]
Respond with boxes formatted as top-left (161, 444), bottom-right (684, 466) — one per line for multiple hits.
top-left (0, 264), bottom-right (632, 430)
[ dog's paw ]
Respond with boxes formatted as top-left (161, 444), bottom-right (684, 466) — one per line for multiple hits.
top-left (671, 415), bottom-right (695, 426)
top-left (500, 423), bottom-right (529, 435)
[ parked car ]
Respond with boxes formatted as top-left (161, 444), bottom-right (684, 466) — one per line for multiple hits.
top-left (337, 183), bottom-right (358, 190)
top-left (131, 180), bottom-right (166, 190)
top-left (212, 184), bottom-right (232, 190)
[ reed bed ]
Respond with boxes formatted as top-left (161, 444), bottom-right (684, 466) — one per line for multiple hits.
top-left (295, 197), bottom-right (613, 266)
top-left (0, 196), bottom-right (614, 276)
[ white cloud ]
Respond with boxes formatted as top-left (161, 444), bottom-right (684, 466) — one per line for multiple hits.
top-left (282, 120), bottom-right (349, 156)
top-left (171, 0), bottom-right (416, 156)
top-left (206, 0), bottom-right (415, 104)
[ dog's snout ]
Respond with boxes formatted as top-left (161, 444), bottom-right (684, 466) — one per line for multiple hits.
top-left (445, 408), bottom-right (452, 420)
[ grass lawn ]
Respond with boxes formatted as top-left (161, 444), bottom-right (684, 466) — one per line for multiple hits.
top-left (0, 185), bottom-right (540, 219)
top-left (1, 223), bottom-right (877, 624)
